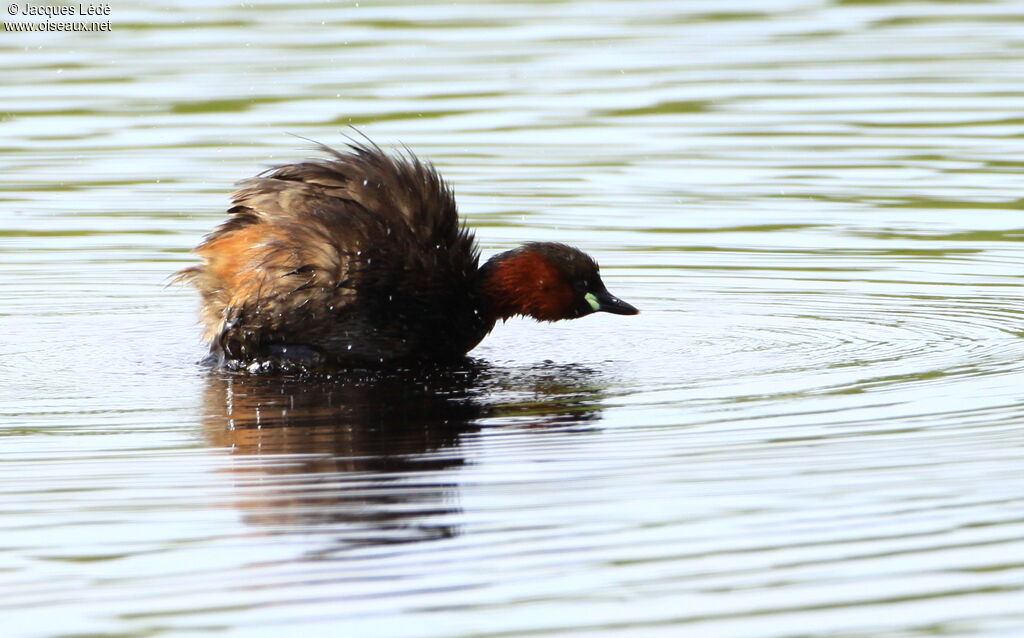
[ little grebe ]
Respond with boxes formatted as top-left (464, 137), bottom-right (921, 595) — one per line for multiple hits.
top-left (177, 139), bottom-right (638, 369)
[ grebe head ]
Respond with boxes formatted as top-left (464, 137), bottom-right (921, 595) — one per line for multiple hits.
top-left (481, 242), bottom-right (638, 322)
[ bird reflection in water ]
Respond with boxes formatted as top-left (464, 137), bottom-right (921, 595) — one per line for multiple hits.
top-left (202, 362), bottom-right (606, 550)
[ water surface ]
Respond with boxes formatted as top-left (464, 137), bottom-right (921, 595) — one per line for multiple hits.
top-left (2, 1), bottom-right (1024, 636)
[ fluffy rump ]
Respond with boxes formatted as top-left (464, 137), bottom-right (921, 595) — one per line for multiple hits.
top-left (175, 139), bottom-right (485, 366)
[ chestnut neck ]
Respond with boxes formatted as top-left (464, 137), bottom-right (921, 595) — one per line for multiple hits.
top-left (477, 248), bottom-right (574, 323)
top-left (478, 255), bottom-right (518, 323)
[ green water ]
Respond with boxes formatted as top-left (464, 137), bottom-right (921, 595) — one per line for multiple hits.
top-left (2, 1), bottom-right (1024, 636)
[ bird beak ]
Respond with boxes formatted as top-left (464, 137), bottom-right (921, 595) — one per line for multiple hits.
top-left (586, 289), bottom-right (639, 315)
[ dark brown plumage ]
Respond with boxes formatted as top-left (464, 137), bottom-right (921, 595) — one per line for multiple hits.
top-left (176, 139), bottom-right (637, 371)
